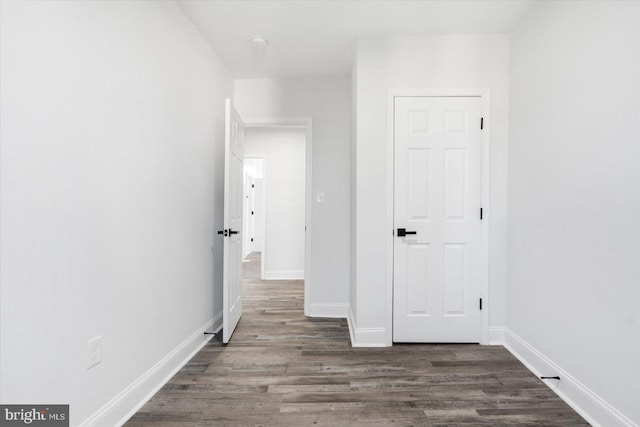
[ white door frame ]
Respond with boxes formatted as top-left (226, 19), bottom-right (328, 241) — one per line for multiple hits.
top-left (243, 117), bottom-right (313, 316)
top-left (386, 89), bottom-right (491, 346)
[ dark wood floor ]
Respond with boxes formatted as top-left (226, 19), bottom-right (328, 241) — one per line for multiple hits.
top-left (126, 253), bottom-right (588, 426)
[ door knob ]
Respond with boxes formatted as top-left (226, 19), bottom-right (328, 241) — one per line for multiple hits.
top-left (397, 228), bottom-right (417, 237)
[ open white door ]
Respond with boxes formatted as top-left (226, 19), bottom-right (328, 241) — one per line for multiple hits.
top-left (222, 98), bottom-right (244, 343)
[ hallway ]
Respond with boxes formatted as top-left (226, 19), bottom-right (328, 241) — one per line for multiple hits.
top-left (126, 254), bottom-right (587, 426)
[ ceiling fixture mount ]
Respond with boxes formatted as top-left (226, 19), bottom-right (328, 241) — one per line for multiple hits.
top-left (250, 36), bottom-right (268, 50)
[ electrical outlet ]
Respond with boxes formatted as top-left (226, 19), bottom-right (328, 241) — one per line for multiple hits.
top-left (87, 336), bottom-right (102, 369)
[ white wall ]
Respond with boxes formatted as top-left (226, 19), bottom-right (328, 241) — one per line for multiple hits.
top-left (244, 128), bottom-right (306, 279)
top-left (235, 77), bottom-right (351, 317)
top-left (351, 36), bottom-right (510, 344)
top-left (0, 1), bottom-right (232, 425)
top-left (252, 179), bottom-right (265, 253)
top-left (508, 2), bottom-right (640, 425)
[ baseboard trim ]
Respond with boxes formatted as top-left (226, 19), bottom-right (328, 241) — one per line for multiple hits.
top-left (347, 306), bottom-right (387, 347)
top-left (347, 305), bottom-right (357, 346)
top-left (503, 328), bottom-right (634, 427)
top-left (79, 318), bottom-right (215, 427)
top-left (263, 270), bottom-right (304, 280)
top-left (307, 303), bottom-right (348, 318)
top-left (488, 326), bottom-right (505, 345)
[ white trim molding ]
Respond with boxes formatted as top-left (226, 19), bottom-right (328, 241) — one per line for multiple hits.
top-left (385, 88), bottom-right (492, 346)
top-left (488, 326), bottom-right (506, 345)
top-left (503, 328), bottom-right (635, 427)
top-left (80, 318), bottom-right (216, 427)
top-left (307, 303), bottom-right (349, 318)
top-left (347, 306), bottom-right (387, 347)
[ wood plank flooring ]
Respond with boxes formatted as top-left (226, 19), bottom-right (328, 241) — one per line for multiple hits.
top-left (126, 253), bottom-right (588, 426)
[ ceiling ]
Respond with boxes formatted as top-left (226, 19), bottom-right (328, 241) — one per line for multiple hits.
top-left (177, 0), bottom-right (535, 79)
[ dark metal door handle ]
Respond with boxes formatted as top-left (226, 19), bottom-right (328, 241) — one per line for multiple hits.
top-left (397, 228), bottom-right (417, 237)
top-left (228, 229), bottom-right (239, 235)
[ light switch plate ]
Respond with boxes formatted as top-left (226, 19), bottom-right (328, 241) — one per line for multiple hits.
top-left (87, 336), bottom-right (102, 369)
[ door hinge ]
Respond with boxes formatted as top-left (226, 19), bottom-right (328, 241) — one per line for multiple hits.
top-left (480, 298), bottom-right (483, 310)
top-left (480, 208), bottom-right (483, 220)
top-left (251, 184), bottom-right (255, 188)
top-left (480, 117), bottom-right (484, 130)
top-left (251, 211), bottom-right (254, 215)
top-left (251, 238), bottom-right (254, 242)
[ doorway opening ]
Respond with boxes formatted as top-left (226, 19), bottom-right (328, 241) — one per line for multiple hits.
top-left (240, 120), bottom-right (312, 314)
top-left (242, 157), bottom-right (265, 269)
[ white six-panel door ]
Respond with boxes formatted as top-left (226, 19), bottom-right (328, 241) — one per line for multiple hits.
top-left (393, 96), bottom-right (483, 343)
top-left (223, 99), bottom-right (244, 344)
